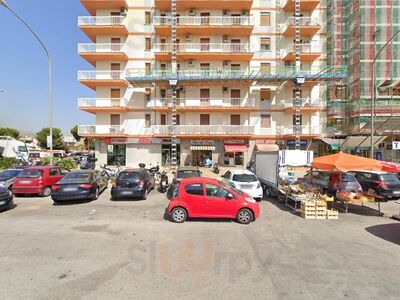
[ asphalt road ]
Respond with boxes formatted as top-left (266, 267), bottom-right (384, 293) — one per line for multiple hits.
top-left (0, 187), bottom-right (399, 300)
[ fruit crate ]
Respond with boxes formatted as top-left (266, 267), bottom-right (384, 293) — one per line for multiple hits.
top-left (327, 209), bottom-right (339, 220)
top-left (301, 200), bottom-right (316, 207)
top-left (315, 214), bottom-right (327, 220)
top-left (301, 212), bottom-right (316, 219)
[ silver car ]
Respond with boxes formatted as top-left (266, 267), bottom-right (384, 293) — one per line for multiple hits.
top-left (0, 169), bottom-right (23, 191)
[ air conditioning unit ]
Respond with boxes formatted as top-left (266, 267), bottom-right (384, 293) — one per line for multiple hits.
top-left (223, 10), bottom-right (229, 16)
top-left (120, 8), bottom-right (127, 16)
top-left (189, 9), bottom-right (196, 16)
top-left (223, 35), bottom-right (229, 43)
top-left (223, 86), bottom-right (229, 93)
top-left (223, 60), bottom-right (230, 67)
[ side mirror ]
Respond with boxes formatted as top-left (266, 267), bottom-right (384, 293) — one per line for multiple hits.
top-left (226, 193), bottom-right (234, 200)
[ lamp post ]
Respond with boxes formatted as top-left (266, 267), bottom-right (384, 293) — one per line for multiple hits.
top-left (0, 0), bottom-right (53, 165)
top-left (370, 28), bottom-right (400, 159)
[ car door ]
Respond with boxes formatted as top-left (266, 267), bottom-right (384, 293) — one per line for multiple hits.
top-left (49, 168), bottom-right (63, 186)
top-left (183, 183), bottom-right (206, 217)
top-left (204, 183), bottom-right (237, 217)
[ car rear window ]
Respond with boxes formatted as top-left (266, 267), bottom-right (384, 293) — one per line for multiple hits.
top-left (18, 169), bottom-right (43, 178)
top-left (232, 174), bottom-right (258, 182)
top-left (177, 170), bottom-right (201, 179)
top-left (185, 183), bottom-right (204, 196)
top-left (118, 172), bottom-right (140, 181)
top-left (379, 174), bottom-right (400, 182)
top-left (61, 173), bottom-right (92, 183)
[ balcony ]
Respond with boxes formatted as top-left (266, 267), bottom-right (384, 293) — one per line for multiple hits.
top-left (78, 16), bottom-right (128, 41)
top-left (81, 0), bottom-right (128, 15)
top-left (148, 98), bottom-right (255, 111)
top-left (78, 125), bottom-right (126, 137)
top-left (154, 43), bottom-right (253, 62)
top-left (275, 98), bottom-right (324, 112)
top-left (152, 125), bottom-right (255, 137)
top-left (78, 98), bottom-right (128, 113)
top-left (278, 0), bottom-right (320, 12)
top-left (154, 16), bottom-right (254, 36)
top-left (154, 0), bottom-right (253, 11)
top-left (78, 71), bottom-right (128, 90)
top-left (276, 125), bottom-right (321, 136)
top-left (280, 17), bottom-right (320, 37)
top-left (281, 43), bottom-right (322, 62)
top-left (78, 43), bottom-right (128, 66)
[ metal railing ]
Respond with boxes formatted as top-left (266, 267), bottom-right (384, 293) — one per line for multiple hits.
top-left (149, 98), bottom-right (256, 108)
top-left (78, 71), bottom-right (125, 80)
top-left (277, 98), bottom-right (324, 108)
top-left (288, 43), bottom-right (322, 53)
top-left (78, 16), bottom-right (125, 26)
top-left (153, 16), bottom-right (254, 26)
top-left (277, 125), bottom-right (321, 135)
top-left (78, 98), bottom-right (127, 108)
top-left (154, 43), bottom-right (252, 53)
top-left (78, 43), bottom-right (124, 53)
top-left (280, 16), bottom-right (320, 33)
top-left (152, 125), bottom-right (255, 135)
top-left (78, 125), bottom-right (124, 135)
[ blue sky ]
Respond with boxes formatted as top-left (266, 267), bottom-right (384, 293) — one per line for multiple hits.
top-left (0, 0), bottom-right (94, 134)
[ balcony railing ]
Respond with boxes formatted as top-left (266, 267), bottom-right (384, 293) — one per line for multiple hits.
top-left (78, 71), bottom-right (125, 80)
top-left (278, 98), bottom-right (324, 108)
top-left (78, 16), bottom-right (125, 26)
top-left (78, 125), bottom-right (124, 135)
top-left (287, 43), bottom-right (322, 53)
top-left (154, 43), bottom-right (251, 53)
top-left (152, 125), bottom-right (254, 135)
top-left (153, 16), bottom-right (254, 26)
top-left (277, 125), bottom-right (321, 135)
top-left (78, 43), bottom-right (124, 53)
top-left (149, 98), bottom-right (255, 108)
top-left (78, 98), bottom-right (127, 108)
top-left (280, 16), bottom-right (320, 33)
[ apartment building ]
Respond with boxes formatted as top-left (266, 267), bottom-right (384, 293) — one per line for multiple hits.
top-left (78, 0), bottom-right (345, 167)
top-left (327, 0), bottom-right (400, 159)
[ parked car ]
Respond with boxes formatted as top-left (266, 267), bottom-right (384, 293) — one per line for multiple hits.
top-left (349, 171), bottom-right (400, 199)
top-left (0, 168), bottom-right (23, 191)
top-left (167, 166), bottom-right (202, 199)
top-left (0, 186), bottom-right (13, 212)
top-left (221, 170), bottom-right (263, 201)
top-left (12, 166), bottom-right (70, 197)
top-left (111, 168), bottom-right (155, 200)
top-left (301, 171), bottom-right (362, 194)
top-left (51, 170), bottom-right (108, 203)
top-left (168, 177), bottom-right (260, 224)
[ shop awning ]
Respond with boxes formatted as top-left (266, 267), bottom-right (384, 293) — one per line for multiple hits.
top-left (254, 144), bottom-right (279, 152)
top-left (340, 136), bottom-right (387, 150)
top-left (224, 145), bottom-right (248, 153)
top-left (315, 137), bottom-right (343, 150)
top-left (312, 152), bottom-right (383, 172)
top-left (190, 146), bottom-right (215, 151)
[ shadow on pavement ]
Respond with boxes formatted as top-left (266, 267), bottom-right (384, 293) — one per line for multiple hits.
top-left (365, 223), bottom-right (400, 245)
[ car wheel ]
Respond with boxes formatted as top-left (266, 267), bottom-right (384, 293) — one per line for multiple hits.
top-left (170, 207), bottom-right (187, 223)
top-left (93, 188), bottom-right (100, 200)
top-left (264, 186), bottom-right (271, 197)
top-left (142, 189), bottom-right (148, 200)
top-left (41, 187), bottom-right (52, 197)
top-left (237, 208), bottom-right (254, 225)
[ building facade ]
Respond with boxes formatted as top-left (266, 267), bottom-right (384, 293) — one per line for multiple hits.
top-left (78, 0), bottom-right (345, 167)
top-left (327, 0), bottom-right (400, 159)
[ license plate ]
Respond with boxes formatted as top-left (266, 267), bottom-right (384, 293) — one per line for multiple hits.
top-left (63, 187), bottom-right (78, 192)
top-left (121, 191), bottom-right (132, 195)
top-left (240, 184), bottom-right (252, 189)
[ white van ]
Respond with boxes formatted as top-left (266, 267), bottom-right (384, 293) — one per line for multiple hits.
top-left (0, 136), bottom-right (28, 160)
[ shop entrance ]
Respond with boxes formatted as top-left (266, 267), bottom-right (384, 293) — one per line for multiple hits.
top-left (192, 150), bottom-right (212, 166)
top-left (107, 144), bottom-right (126, 166)
top-left (161, 144), bottom-right (181, 166)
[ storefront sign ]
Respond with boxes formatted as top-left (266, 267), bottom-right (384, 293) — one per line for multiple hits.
top-left (256, 139), bottom-right (277, 144)
top-left (224, 140), bottom-right (246, 145)
top-left (139, 137), bottom-right (152, 145)
top-left (287, 140), bottom-right (308, 147)
top-left (160, 138), bottom-right (180, 145)
top-left (392, 141), bottom-right (400, 150)
top-left (190, 140), bottom-right (214, 146)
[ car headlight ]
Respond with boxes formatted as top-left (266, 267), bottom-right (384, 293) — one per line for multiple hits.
top-left (257, 182), bottom-right (261, 189)
top-left (245, 196), bottom-right (256, 203)
top-left (0, 182), bottom-right (6, 188)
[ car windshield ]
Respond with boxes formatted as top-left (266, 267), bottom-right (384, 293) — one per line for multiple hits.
top-left (0, 170), bottom-right (22, 180)
top-left (29, 153), bottom-right (40, 158)
top-left (177, 170), bottom-right (201, 179)
top-left (118, 172), bottom-right (140, 181)
top-left (61, 173), bottom-right (92, 183)
top-left (379, 173), bottom-right (400, 182)
top-left (342, 174), bottom-right (357, 182)
top-left (18, 169), bottom-right (43, 178)
top-left (220, 180), bottom-right (244, 195)
top-left (232, 174), bottom-right (258, 182)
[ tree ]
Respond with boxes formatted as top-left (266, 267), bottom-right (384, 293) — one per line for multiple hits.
top-left (36, 127), bottom-right (64, 150)
top-left (70, 125), bottom-right (81, 142)
top-left (0, 127), bottom-right (20, 139)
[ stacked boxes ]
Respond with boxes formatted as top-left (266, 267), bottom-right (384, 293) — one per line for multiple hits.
top-left (326, 209), bottom-right (339, 220)
top-left (316, 201), bottom-right (327, 219)
top-left (300, 200), bottom-right (317, 219)
top-left (300, 200), bottom-right (339, 220)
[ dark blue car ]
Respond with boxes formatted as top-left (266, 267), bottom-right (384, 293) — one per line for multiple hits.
top-left (0, 186), bottom-right (14, 212)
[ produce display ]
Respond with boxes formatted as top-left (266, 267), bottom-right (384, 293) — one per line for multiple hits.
top-left (336, 191), bottom-right (375, 203)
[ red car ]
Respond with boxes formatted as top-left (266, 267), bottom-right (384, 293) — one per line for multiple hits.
top-left (13, 166), bottom-right (69, 197)
top-left (168, 177), bottom-right (260, 224)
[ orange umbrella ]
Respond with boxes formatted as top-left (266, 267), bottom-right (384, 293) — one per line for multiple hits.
top-left (312, 152), bottom-right (383, 172)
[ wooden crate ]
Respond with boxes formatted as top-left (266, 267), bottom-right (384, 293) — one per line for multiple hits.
top-left (327, 209), bottom-right (339, 220)
top-left (315, 214), bottom-right (327, 220)
top-left (301, 212), bottom-right (316, 219)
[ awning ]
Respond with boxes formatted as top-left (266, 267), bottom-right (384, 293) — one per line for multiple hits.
top-left (254, 144), bottom-right (279, 152)
top-left (312, 152), bottom-right (383, 172)
top-left (224, 145), bottom-right (248, 153)
top-left (315, 137), bottom-right (343, 150)
top-left (340, 136), bottom-right (387, 150)
top-left (190, 146), bottom-right (215, 151)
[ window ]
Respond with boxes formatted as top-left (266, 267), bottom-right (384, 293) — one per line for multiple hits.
top-left (260, 12), bottom-right (271, 26)
top-left (231, 114), bottom-right (240, 125)
top-left (145, 38), bottom-right (151, 50)
top-left (260, 89), bottom-right (271, 101)
top-left (260, 37), bottom-right (271, 51)
top-left (145, 88), bottom-right (151, 102)
top-left (293, 115), bottom-right (302, 125)
top-left (200, 114), bottom-right (210, 125)
top-left (145, 11), bottom-right (151, 25)
top-left (292, 89), bottom-right (303, 98)
top-left (161, 114), bottom-right (167, 125)
top-left (185, 183), bottom-right (204, 196)
top-left (145, 63), bottom-right (151, 75)
top-left (206, 184), bottom-right (230, 198)
top-left (145, 114), bottom-right (151, 127)
top-left (260, 63), bottom-right (271, 75)
top-left (261, 114), bottom-right (271, 128)
top-left (49, 169), bottom-right (60, 176)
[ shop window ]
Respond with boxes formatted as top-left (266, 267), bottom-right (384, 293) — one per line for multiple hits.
top-left (145, 38), bottom-right (151, 50)
top-left (145, 11), bottom-right (151, 25)
top-left (145, 114), bottom-right (151, 127)
top-left (260, 37), bottom-right (271, 51)
top-left (185, 184), bottom-right (204, 196)
top-left (260, 12), bottom-right (271, 26)
top-left (261, 114), bottom-right (271, 128)
top-left (107, 144), bottom-right (126, 166)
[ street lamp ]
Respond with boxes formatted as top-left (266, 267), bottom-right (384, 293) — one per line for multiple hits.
top-left (0, 0), bottom-right (53, 164)
top-left (370, 28), bottom-right (400, 159)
